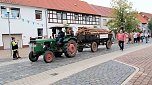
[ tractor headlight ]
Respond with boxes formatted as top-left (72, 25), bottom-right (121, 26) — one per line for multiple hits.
top-left (29, 43), bottom-right (36, 52)
top-left (29, 43), bottom-right (36, 47)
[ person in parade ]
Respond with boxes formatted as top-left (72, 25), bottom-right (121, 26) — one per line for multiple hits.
top-left (57, 28), bottom-right (65, 44)
top-left (11, 37), bottom-right (21, 60)
top-left (116, 28), bottom-right (126, 51)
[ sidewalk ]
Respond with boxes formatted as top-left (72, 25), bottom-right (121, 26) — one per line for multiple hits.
top-left (116, 44), bottom-right (152, 85)
top-left (0, 47), bottom-right (30, 60)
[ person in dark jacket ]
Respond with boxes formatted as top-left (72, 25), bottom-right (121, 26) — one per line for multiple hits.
top-left (12, 37), bottom-right (21, 60)
top-left (57, 28), bottom-right (65, 44)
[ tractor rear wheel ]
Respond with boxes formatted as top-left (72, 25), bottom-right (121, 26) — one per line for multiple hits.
top-left (29, 51), bottom-right (39, 62)
top-left (43, 51), bottom-right (55, 63)
top-left (91, 42), bottom-right (98, 52)
top-left (106, 39), bottom-right (112, 49)
top-left (64, 40), bottom-right (77, 58)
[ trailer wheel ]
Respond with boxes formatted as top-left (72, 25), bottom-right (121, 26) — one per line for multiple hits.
top-left (29, 51), bottom-right (39, 62)
top-left (106, 39), bottom-right (112, 49)
top-left (43, 51), bottom-right (54, 63)
top-left (91, 42), bottom-right (98, 52)
top-left (78, 47), bottom-right (83, 52)
top-left (64, 40), bottom-right (77, 58)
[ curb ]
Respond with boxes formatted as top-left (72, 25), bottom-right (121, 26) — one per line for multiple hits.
top-left (114, 60), bottom-right (139, 85)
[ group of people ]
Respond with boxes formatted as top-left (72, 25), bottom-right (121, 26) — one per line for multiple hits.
top-left (116, 28), bottom-right (151, 51)
top-left (125, 31), bottom-right (150, 44)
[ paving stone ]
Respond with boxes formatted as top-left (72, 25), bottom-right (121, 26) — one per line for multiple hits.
top-left (115, 40), bottom-right (152, 85)
top-left (0, 40), bottom-right (151, 85)
top-left (52, 60), bottom-right (135, 85)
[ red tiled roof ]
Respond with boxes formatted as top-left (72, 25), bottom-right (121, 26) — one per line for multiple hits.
top-left (0, 0), bottom-right (51, 9)
top-left (0, 0), bottom-right (98, 15)
top-left (137, 14), bottom-right (148, 24)
top-left (90, 4), bottom-right (113, 17)
top-left (140, 12), bottom-right (152, 19)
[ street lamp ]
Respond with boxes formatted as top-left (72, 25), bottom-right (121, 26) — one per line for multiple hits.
top-left (6, 7), bottom-right (12, 57)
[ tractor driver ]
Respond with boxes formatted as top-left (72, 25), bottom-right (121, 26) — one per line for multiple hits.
top-left (57, 28), bottom-right (65, 44)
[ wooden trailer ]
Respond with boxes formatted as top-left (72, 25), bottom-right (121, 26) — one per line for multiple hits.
top-left (76, 27), bottom-right (113, 52)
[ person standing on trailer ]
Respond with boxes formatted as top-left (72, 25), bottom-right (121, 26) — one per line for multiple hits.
top-left (116, 29), bottom-right (126, 51)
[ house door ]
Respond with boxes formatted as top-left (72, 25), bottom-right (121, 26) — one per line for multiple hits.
top-left (37, 28), bottom-right (43, 39)
top-left (2, 34), bottom-right (22, 49)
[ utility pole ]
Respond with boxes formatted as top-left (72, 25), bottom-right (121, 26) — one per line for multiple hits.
top-left (6, 7), bottom-right (12, 57)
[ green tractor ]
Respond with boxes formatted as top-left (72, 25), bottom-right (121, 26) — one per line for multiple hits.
top-left (29, 26), bottom-right (77, 63)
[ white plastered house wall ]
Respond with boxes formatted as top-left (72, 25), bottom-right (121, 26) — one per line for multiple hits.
top-left (0, 3), bottom-right (47, 49)
top-left (100, 16), bottom-right (113, 30)
top-left (138, 22), bottom-right (151, 33)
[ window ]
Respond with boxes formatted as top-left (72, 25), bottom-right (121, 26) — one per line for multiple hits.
top-left (57, 12), bottom-right (62, 20)
top-left (103, 19), bottom-right (107, 26)
top-left (1, 6), bottom-right (20, 19)
top-left (74, 14), bottom-right (79, 20)
top-left (92, 16), bottom-right (96, 22)
top-left (63, 12), bottom-right (67, 20)
top-left (35, 10), bottom-right (42, 20)
top-left (47, 10), bottom-right (100, 25)
top-left (37, 28), bottom-right (43, 38)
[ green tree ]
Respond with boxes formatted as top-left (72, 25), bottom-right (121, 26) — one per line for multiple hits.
top-left (107, 0), bottom-right (139, 32)
top-left (148, 18), bottom-right (152, 32)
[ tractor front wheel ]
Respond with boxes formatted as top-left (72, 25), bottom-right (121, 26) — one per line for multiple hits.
top-left (43, 51), bottom-right (55, 63)
top-left (64, 40), bottom-right (77, 58)
top-left (29, 51), bottom-right (39, 62)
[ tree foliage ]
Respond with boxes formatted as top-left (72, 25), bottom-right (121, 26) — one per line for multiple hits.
top-left (107, 0), bottom-right (139, 32)
top-left (148, 18), bottom-right (152, 32)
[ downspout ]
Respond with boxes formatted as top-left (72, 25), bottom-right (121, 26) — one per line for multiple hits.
top-left (45, 9), bottom-right (48, 38)
top-left (100, 16), bottom-right (102, 28)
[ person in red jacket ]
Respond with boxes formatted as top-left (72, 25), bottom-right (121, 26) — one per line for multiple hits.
top-left (116, 29), bottom-right (126, 51)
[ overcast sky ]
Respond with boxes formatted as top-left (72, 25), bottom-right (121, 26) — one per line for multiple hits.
top-left (82, 0), bottom-right (152, 13)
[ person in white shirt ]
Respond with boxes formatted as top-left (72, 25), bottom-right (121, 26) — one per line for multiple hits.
top-left (133, 32), bottom-right (138, 43)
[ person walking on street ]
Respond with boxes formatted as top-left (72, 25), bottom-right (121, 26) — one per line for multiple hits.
top-left (133, 32), bottom-right (137, 43)
top-left (137, 32), bottom-right (140, 43)
top-left (125, 32), bottom-right (129, 44)
top-left (140, 32), bottom-right (144, 42)
top-left (12, 37), bottom-right (21, 60)
top-left (148, 31), bottom-right (150, 42)
top-left (145, 32), bottom-right (148, 43)
top-left (116, 29), bottom-right (126, 51)
top-left (130, 32), bottom-right (134, 44)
